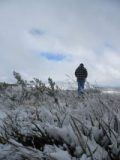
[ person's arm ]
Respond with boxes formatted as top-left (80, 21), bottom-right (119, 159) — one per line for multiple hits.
top-left (85, 69), bottom-right (88, 78)
top-left (75, 68), bottom-right (78, 77)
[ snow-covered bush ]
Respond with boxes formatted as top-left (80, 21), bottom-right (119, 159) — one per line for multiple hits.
top-left (0, 76), bottom-right (119, 160)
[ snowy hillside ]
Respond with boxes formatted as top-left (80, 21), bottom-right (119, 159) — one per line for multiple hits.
top-left (0, 77), bottom-right (120, 160)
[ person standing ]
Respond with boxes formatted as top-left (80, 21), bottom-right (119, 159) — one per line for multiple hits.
top-left (75, 63), bottom-right (88, 95)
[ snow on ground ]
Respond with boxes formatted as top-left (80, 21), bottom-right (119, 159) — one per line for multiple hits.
top-left (0, 85), bottom-right (119, 160)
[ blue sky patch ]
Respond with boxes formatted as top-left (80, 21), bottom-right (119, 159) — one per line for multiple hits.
top-left (30, 29), bottom-right (45, 36)
top-left (104, 43), bottom-right (115, 50)
top-left (41, 52), bottom-right (66, 61)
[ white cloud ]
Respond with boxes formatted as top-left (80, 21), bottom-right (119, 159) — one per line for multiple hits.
top-left (0, 0), bottom-right (120, 86)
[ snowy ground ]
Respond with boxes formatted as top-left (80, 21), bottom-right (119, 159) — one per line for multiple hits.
top-left (0, 84), bottom-right (119, 160)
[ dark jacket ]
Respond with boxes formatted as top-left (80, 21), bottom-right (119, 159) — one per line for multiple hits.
top-left (75, 66), bottom-right (88, 80)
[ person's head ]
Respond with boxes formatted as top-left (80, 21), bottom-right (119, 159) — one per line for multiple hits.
top-left (80, 63), bottom-right (84, 67)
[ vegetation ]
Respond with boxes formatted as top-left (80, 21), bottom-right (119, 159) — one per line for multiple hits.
top-left (0, 72), bottom-right (119, 160)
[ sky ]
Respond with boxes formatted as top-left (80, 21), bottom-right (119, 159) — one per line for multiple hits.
top-left (0, 0), bottom-right (120, 86)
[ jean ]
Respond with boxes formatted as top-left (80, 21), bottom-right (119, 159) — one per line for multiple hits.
top-left (77, 80), bottom-right (85, 95)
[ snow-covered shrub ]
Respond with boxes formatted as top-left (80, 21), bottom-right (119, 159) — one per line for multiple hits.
top-left (0, 82), bottom-right (9, 91)
top-left (29, 78), bottom-right (47, 104)
top-left (13, 71), bottom-right (29, 104)
top-left (0, 76), bottom-right (120, 159)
